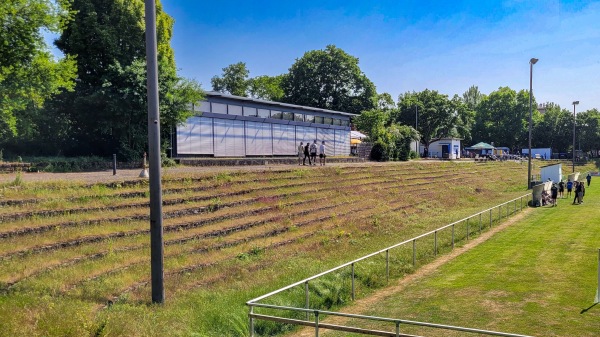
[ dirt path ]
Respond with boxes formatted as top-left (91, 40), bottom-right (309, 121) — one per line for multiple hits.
top-left (288, 208), bottom-right (531, 337)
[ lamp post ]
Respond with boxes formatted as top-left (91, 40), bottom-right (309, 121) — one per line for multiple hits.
top-left (527, 58), bottom-right (538, 189)
top-left (572, 101), bottom-right (579, 173)
top-left (415, 105), bottom-right (418, 156)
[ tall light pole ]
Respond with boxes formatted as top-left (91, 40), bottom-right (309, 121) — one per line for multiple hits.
top-left (415, 105), bottom-right (418, 156)
top-left (145, 0), bottom-right (165, 303)
top-left (527, 58), bottom-right (538, 189)
top-left (572, 101), bottom-right (579, 173)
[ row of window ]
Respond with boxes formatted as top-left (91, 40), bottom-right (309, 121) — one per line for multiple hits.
top-left (192, 101), bottom-right (350, 127)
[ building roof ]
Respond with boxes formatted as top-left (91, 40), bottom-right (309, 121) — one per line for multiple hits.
top-left (206, 91), bottom-right (358, 117)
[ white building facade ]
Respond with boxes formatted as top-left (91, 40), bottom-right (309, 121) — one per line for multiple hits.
top-left (175, 92), bottom-right (354, 157)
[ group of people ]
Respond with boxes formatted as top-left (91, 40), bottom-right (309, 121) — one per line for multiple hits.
top-left (298, 140), bottom-right (327, 166)
top-left (548, 173), bottom-right (591, 206)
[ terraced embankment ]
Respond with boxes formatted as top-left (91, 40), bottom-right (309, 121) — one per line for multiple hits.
top-left (0, 161), bottom-right (529, 336)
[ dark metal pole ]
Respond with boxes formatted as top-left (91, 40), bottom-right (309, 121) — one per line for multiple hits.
top-left (415, 105), bottom-right (418, 155)
top-left (572, 101), bottom-right (579, 173)
top-left (144, 0), bottom-right (164, 303)
top-left (528, 58), bottom-right (538, 189)
top-left (112, 154), bottom-right (117, 175)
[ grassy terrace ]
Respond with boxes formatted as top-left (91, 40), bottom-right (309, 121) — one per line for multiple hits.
top-left (0, 161), bottom-right (591, 336)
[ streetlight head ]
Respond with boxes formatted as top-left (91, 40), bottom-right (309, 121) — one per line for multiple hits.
top-left (530, 58), bottom-right (539, 64)
top-left (573, 101), bottom-right (579, 105)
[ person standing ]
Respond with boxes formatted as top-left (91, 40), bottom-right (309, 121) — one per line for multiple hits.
top-left (572, 181), bottom-right (581, 204)
top-left (581, 181), bottom-right (586, 203)
top-left (550, 183), bottom-right (558, 207)
top-left (309, 140), bottom-right (318, 166)
top-left (319, 141), bottom-right (326, 166)
top-left (303, 142), bottom-right (311, 165)
top-left (586, 173), bottom-right (592, 187)
top-left (558, 180), bottom-right (565, 198)
top-left (566, 179), bottom-right (573, 198)
top-left (297, 142), bottom-right (304, 165)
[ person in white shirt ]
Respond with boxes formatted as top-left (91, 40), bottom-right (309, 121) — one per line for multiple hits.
top-left (309, 140), bottom-right (318, 166)
top-left (297, 142), bottom-right (304, 165)
top-left (319, 141), bottom-right (326, 166)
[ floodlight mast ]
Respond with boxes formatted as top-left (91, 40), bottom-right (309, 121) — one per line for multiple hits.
top-left (144, 0), bottom-right (165, 304)
top-left (527, 58), bottom-right (538, 189)
top-left (572, 101), bottom-right (579, 173)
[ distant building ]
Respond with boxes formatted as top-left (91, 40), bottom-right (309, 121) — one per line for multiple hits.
top-left (175, 92), bottom-right (354, 157)
top-left (420, 138), bottom-right (462, 159)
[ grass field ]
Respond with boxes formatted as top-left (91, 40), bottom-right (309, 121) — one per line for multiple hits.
top-left (0, 160), bottom-right (595, 336)
top-left (315, 170), bottom-right (600, 337)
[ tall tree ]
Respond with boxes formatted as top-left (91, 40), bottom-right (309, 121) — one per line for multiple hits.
top-left (531, 103), bottom-right (572, 152)
top-left (462, 85), bottom-right (485, 110)
top-left (52, 0), bottom-right (201, 160)
top-left (281, 45), bottom-right (377, 114)
top-left (211, 62), bottom-right (250, 96)
top-left (0, 0), bottom-right (76, 144)
top-left (395, 90), bottom-right (472, 156)
top-left (472, 87), bottom-right (535, 151)
top-left (248, 75), bottom-right (284, 101)
top-left (576, 108), bottom-right (600, 157)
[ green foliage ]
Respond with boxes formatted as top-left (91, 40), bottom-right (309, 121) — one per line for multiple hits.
top-left (38, 0), bottom-right (203, 161)
top-left (396, 89), bottom-right (473, 155)
top-left (0, 0), bottom-right (76, 143)
top-left (355, 109), bottom-right (416, 161)
top-left (472, 86), bottom-right (533, 150)
top-left (211, 62), bottom-right (250, 96)
top-left (281, 45), bottom-right (377, 114)
top-left (248, 75), bottom-right (285, 101)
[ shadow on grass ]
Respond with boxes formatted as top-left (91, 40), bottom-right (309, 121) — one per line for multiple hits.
top-left (580, 302), bottom-right (597, 314)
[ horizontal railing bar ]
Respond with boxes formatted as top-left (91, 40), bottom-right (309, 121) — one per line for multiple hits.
top-left (250, 314), bottom-right (421, 337)
top-left (247, 193), bottom-right (530, 304)
top-left (249, 306), bottom-right (534, 337)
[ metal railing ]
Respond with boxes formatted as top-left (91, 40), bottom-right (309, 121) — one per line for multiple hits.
top-left (247, 194), bottom-right (532, 337)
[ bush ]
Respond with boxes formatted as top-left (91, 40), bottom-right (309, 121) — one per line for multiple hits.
top-left (370, 141), bottom-right (388, 161)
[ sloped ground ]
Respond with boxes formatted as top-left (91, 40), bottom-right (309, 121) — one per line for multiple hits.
top-left (0, 161), bottom-right (535, 336)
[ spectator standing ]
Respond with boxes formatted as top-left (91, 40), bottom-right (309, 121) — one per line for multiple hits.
top-left (550, 184), bottom-right (558, 207)
top-left (319, 141), bottom-right (326, 166)
top-left (581, 182), bottom-right (586, 203)
top-left (297, 142), bottom-right (304, 165)
top-left (572, 181), bottom-right (582, 204)
top-left (309, 140), bottom-right (318, 166)
top-left (566, 180), bottom-right (573, 198)
top-left (558, 180), bottom-right (565, 198)
top-left (586, 173), bottom-right (592, 187)
top-left (303, 143), bottom-right (311, 165)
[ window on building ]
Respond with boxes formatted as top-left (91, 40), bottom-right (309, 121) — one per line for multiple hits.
top-left (271, 110), bottom-right (283, 119)
top-left (305, 114), bottom-right (315, 123)
top-left (257, 109), bottom-right (270, 118)
top-left (198, 101), bottom-right (211, 113)
top-left (314, 116), bottom-right (324, 124)
top-left (282, 111), bottom-right (294, 120)
top-left (324, 117), bottom-right (333, 125)
top-left (294, 113), bottom-right (304, 122)
top-left (228, 105), bottom-right (243, 116)
top-left (341, 119), bottom-right (350, 127)
top-left (243, 106), bottom-right (257, 117)
top-left (212, 103), bottom-right (227, 114)
top-left (333, 118), bottom-right (341, 126)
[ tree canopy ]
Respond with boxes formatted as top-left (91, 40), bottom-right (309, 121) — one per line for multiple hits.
top-left (42, 0), bottom-right (202, 160)
top-left (281, 45), bottom-right (377, 114)
top-left (0, 0), bottom-right (76, 142)
top-left (211, 62), bottom-right (250, 97)
top-left (395, 90), bottom-right (473, 155)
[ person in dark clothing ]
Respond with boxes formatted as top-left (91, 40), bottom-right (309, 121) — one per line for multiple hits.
top-left (550, 184), bottom-right (558, 207)
top-left (303, 143), bottom-right (311, 165)
top-left (566, 180), bottom-right (573, 198)
top-left (586, 173), bottom-right (592, 187)
top-left (573, 181), bottom-right (582, 204)
top-left (558, 180), bottom-right (565, 198)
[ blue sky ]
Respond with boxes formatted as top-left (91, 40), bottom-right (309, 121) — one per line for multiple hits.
top-left (159, 0), bottom-right (599, 112)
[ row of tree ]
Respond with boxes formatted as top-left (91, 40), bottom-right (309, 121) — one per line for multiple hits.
top-left (1, 0), bottom-right (202, 161)
top-left (212, 51), bottom-right (600, 159)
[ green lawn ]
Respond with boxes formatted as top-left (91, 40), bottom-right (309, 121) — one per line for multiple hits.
top-left (324, 179), bottom-right (600, 337)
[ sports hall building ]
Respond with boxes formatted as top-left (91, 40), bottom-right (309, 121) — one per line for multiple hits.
top-left (175, 92), bottom-right (353, 157)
